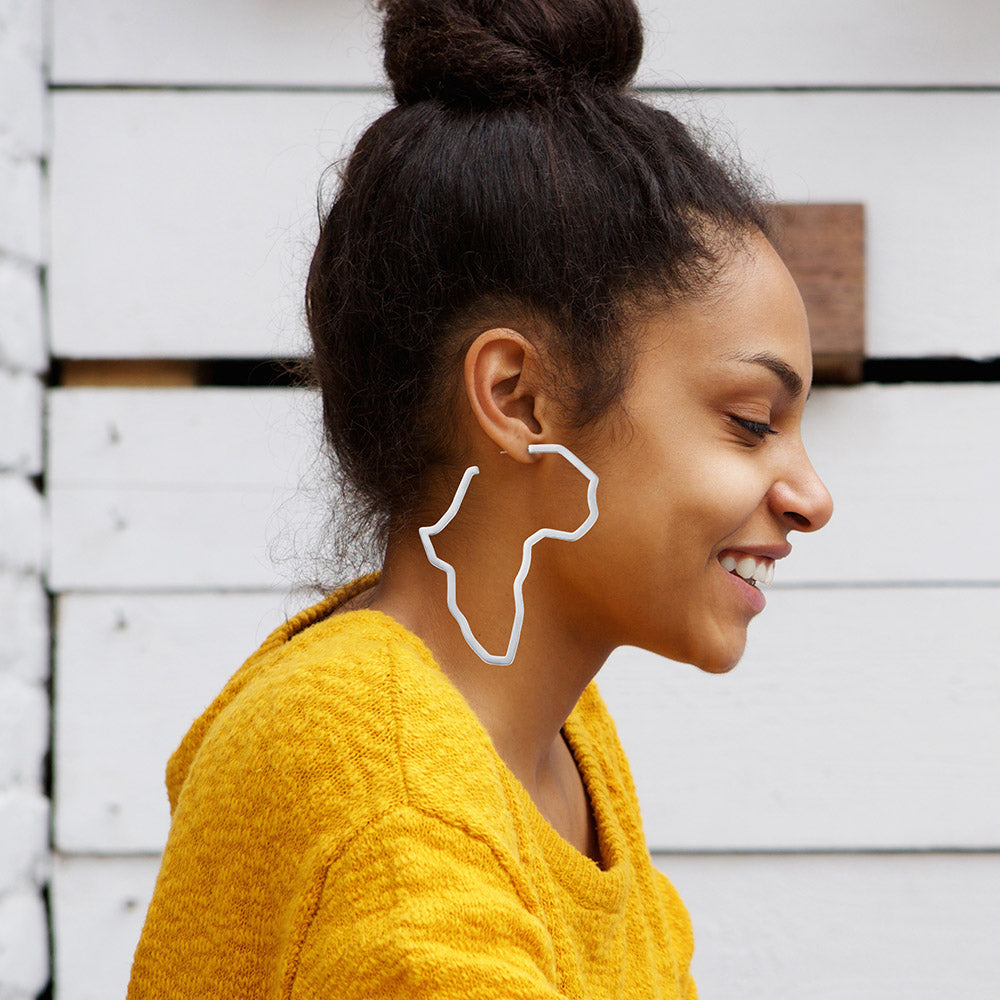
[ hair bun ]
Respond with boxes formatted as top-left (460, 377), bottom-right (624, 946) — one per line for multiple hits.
top-left (378, 0), bottom-right (643, 106)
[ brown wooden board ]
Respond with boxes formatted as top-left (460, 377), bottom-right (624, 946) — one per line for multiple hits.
top-left (58, 360), bottom-right (200, 387)
top-left (771, 203), bottom-right (865, 384)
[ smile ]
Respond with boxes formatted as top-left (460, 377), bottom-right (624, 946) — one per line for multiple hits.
top-left (718, 552), bottom-right (774, 589)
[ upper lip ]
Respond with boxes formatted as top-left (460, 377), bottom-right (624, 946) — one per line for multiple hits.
top-left (717, 542), bottom-right (792, 561)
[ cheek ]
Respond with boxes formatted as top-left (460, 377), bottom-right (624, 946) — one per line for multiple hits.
top-left (584, 430), bottom-right (768, 575)
top-left (656, 450), bottom-right (766, 551)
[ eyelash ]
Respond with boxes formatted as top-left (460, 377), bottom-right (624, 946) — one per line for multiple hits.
top-left (730, 415), bottom-right (777, 440)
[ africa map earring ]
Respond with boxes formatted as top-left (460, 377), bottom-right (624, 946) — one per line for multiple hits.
top-left (418, 442), bottom-right (599, 665)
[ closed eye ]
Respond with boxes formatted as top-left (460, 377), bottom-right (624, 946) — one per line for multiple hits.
top-left (730, 415), bottom-right (777, 440)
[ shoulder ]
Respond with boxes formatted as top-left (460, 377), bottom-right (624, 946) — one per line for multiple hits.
top-left (291, 803), bottom-right (559, 996)
top-left (174, 607), bottom-right (515, 851)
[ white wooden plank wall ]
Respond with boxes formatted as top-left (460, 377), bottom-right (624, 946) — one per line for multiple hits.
top-left (44, 2), bottom-right (1000, 998)
top-left (50, 568), bottom-right (1000, 856)
top-left (51, 852), bottom-right (1000, 1000)
top-left (50, 90), bottom-right (1000, 360)
top-left (45, 384), bottom-right (1000, 589)
top-left (50, 0), bottom-right (1000, 87)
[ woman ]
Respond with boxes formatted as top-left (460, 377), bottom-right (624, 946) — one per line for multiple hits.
top-left (128, 0), bottom-right (832, 996)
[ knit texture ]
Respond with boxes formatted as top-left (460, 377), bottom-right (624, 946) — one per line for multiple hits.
top-left (127, 575), bottom-right (697, 999)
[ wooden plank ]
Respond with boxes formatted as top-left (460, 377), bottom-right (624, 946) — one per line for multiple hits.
top-left (53, 592), bottom-right (302, 854)
top-left (52, 0), bottom-right (1000, 87)
top-left (655, 853), bottom-right (1000, 999)
top-left (51, 0), bottom-right (382, 88)
top-left (771, 204), bottom-right (864, 384)
top-left (791, 383), bottom-right (1000, 584)
top-left (44, 385), bottom-right (1000, 589)
top-left (49, 90), bottom-right (386, 359)
top-left (51, 851), bottom-right (1000, 1000)
top-left (58, 361), bottom-right (200, 387)
top-left (51, 854), bottom-right (158, 1000)
top-left (51, 90), bottom-right (1000, 360)
top-left (47, 387), bottom-right (320, 488)
top-left (47, 486), bottom-right (323, 590)
top-left (605, 586), bottom-right (1000, 851)
top-left (53, 587), bottom-right (1000, 854)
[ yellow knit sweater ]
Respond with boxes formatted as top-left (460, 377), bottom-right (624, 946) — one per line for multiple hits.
top-left (127, 575), bottom-right (697, 999)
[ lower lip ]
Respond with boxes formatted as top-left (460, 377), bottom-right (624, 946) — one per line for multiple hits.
top-left (724, 566), bottom-right (767, 614)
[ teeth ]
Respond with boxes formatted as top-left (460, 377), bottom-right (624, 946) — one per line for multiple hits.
top-left (720, 553), bottom-right (776, 588)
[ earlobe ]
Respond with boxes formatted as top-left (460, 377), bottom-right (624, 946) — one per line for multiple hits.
top-left (464, 328), bottom-right (547, 457)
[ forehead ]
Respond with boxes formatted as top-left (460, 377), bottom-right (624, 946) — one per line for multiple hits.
top-left (636, 235), bottom-right (813, 388)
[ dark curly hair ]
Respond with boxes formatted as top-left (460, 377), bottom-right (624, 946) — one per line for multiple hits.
top-left (306, 0), bottom-right (768, 557)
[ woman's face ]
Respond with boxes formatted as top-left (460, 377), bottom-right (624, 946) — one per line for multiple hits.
top-left (560, 233), bottom-right (833, 673)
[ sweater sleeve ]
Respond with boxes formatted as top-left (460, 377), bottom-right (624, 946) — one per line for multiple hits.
top-left (288, 806), bottom-right (564, 999)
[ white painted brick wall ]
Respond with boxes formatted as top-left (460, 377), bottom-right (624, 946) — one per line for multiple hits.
top-left (0, 574), bottom-right (47, 685)
top-left (0, 1), bottom-right (45, 157)
top-left (0, 156), bottom-right (42, 262)
top-left (0, 0), bottom-right (46, 268)
top-left (0, 891), bottom-right (49, 1000)
top-left (0, 370), bottom-right (43, 474)
top-left (0, 478), bottom-right (44, 576)
top-left (0, 791), bottom-right (48, 893)
top-left (0, 676), bottom-right (47, 791)
top-left (36, 2), bottom-right (1000, 997)
top-left (0, 259), bottom-right (45, 373)
top-left (1, 0), bottom-right (51, 997)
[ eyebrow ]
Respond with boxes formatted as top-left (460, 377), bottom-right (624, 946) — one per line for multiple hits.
top-left (733, 351), bottom-right (804, 399)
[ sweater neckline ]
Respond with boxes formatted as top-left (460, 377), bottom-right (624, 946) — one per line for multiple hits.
top-left (388, 604), bottom-right (631, 910)
top-left (302, 576), bottom-right (630, 912)
top-left (518, 714), bottom-right (630, 910)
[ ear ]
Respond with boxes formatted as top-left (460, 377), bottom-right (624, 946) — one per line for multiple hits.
top-left (462, 329), bottom-right (551, 462)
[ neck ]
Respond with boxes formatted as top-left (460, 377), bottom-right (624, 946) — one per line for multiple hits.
top-left (361, 527), bottom-right (612, 793)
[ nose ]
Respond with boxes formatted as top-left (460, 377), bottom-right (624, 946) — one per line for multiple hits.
top-left (769, 445), bottom-right (834, 533)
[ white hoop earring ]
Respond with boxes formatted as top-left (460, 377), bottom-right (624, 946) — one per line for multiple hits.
top-left (418, 443), bottom-right (599, 665)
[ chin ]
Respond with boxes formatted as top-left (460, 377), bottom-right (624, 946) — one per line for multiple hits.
top-left (695, 652), bottom-right (743, 675)
top-left (650, 632), bottom-right (747, 675)
top-left (688, 631), bottom-right (749, 674)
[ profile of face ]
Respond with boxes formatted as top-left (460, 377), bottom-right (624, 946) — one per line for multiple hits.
top-left (554, 233), bottom-right (834, 674)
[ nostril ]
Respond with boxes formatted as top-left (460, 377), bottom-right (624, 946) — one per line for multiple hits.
top-left (785, 511), bottom-right (810, 528)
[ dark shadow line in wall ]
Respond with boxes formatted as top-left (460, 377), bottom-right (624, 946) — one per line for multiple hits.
top-left (863, 356), bottom-right (1000, 383)
top-left (46, 82), bottom-right (386, 94)
top-left (46, 82), bottom-right (1000, 95)
top-left (643, 84), bottom-right (1000, 95)
top-left (50, 356), bottom-right (1000, 389)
